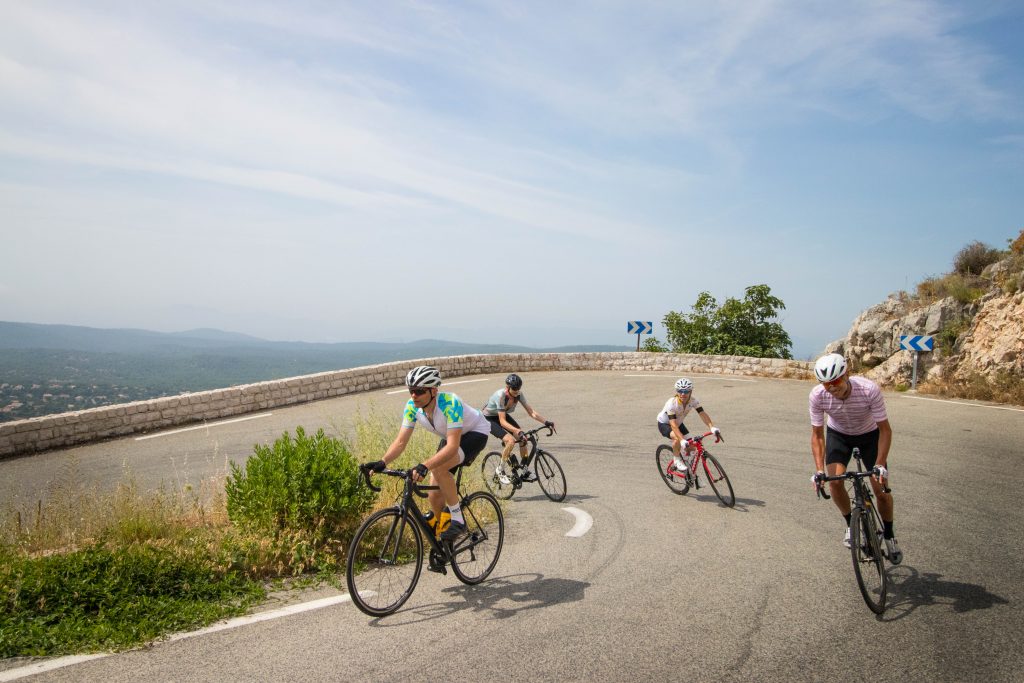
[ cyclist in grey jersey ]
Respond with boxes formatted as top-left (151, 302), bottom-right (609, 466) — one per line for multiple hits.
top-left (482, 373), bottom-right (555, 481)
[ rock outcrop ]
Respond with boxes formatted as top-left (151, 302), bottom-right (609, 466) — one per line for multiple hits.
top-left (824, 253), bottom-right (1023, 388)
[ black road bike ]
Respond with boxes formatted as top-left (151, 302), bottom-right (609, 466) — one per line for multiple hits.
top-left (346, 464), bottom-right (504, 617)
top-left (815, 447), bottom-right (893, 614)
top-left (481, 424), bottom-right (566, 502)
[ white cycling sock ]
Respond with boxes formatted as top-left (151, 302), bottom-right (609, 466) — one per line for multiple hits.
top-left (448, 505), bottom-right (464, 525)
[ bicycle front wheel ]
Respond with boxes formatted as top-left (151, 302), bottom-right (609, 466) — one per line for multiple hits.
top-left (450, 491), bottom-right (504, 585)
top-left (346, 508), bottom-right (423, 617)
top-left (656, 444), bottom-right (690, 495)
top-left (850, 506), bottom-right (887, 614)
top-left (481, 451), bottom-right (516, 500)
top-left (702, 452), bottom-right (735, 508)
top-left (534, 450), bottom-right (567, 502)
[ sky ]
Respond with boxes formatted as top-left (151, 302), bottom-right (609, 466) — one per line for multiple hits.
top-left (1, 1), bottom-right (1021, 360)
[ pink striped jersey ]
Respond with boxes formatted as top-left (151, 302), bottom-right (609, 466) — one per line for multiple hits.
top-left (808, 376), bottom-right (888, 436)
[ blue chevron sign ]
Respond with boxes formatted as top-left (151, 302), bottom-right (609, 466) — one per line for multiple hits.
top-left (627, 321), bottom-right (653, 335)
top-left (900, 335), bottom-right (934, 352)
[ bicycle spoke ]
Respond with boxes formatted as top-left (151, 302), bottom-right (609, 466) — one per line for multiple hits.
top-left (535, 450), bottom-right (567, 502)
top-left (656, 444), bottom-right (690, 495)
top-left (850, 507), bottom-right (887, 614)
top-left (450, 491), bottom-right (504, 585)
top-left (346, 509), bottom-right (423, 617)
top-left (481, 451), bottom-right (516, 500)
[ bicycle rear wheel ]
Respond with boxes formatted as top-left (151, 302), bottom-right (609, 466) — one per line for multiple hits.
top-left (450, 491), bottom-right (504, 585)
top-left (702, 452), bottom-right (735, 508)
top-left (481, 451), bottom-right (516, 500)
top-left (656, 444), bottom-right (690, 494)
top-left (534, 450), bottom-right (567, 502)
top-left (346, 508), bottom-right (423, 617)
top-left (850, 506), bottom-right (887, 614)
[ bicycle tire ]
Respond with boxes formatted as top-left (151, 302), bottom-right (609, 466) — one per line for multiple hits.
top-left (346, 508), bottom-right (423, 617)
top-left (656, 444), bottom-right (690, 495)
top-left (450, 491), bottom-right (504, 585)
top-left (702, 452), bottom-right (735, 508)
top-left (850, 506), bottom-right (887, 614)
top-left (481, 451), bottom-right (517, 500)
top-left (534, 450), bottom-right (567, 502)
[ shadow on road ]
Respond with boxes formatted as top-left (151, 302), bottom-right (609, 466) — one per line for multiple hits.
top-left (364, 573), bottom-right (589, 627)
top-left (882, 566), bottom-right (1009, 621)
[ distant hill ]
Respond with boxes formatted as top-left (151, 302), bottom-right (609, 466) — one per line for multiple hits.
top-left (0, 321), bottom-right (629, 422)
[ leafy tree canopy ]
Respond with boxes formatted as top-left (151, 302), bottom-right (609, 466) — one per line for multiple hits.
top-left (657, 284), bottom-right (793, 359)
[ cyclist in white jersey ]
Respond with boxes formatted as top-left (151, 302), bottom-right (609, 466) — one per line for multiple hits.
top-left (481, 373), bottom-right (555, 481)
top-left (656, 377), bottom-right (721, 473)
top-left (366, 366), bottom-right (490, 543)
top-left (809, 353), bottom-right (902, 563)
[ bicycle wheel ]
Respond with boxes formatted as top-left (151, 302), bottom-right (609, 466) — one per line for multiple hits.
top-left (849, 506), bottom-right (887, 614)
top-left (481, 451), bottom-right (516, 500)
top-left (656, 444), bottom-right (690, 495)
top-left (534, 450), bottom-right (567, 502)
top-left (346, 508), bottom-right (423, 617)
top-left (702, 452), bottom-right (735, 508)
top-left (450, 491), bottom-right (504, 585)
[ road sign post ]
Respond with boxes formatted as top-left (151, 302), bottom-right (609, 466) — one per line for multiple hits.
top-left (899, 335), bottom-right (934, 390)
top-left (627, 321), bottom-right (653, 351)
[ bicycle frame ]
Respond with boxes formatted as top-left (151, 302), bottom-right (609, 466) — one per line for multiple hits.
top-left (667, 431), bottom-right (720, 478)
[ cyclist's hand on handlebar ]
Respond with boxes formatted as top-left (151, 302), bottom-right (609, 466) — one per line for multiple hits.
top-left (365, 460), bottom-right (386, 473)
top-left (711, 426), bottom-right (721, 441)
top-left (812, 471), bottom-right (826, 484)
top-left (409, 463), bottom-right (429, 482)
top-left (518, 432), bottom-right (529, 444)
top-left (544, 420), bottom-right (556, 433)
top-left (873, 465), bottom-right (888, 482)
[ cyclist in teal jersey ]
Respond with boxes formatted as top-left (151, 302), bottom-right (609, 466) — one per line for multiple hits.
top-left (365, 366), bottom-right (490, 543)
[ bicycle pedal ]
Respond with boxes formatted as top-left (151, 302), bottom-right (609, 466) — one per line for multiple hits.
top-left (427, 562), bottom-right (447, 575)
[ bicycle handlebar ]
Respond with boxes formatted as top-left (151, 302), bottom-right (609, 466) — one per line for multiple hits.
top-left (520, 424), bottom-right (556, 441)
top-left (814, 467), bottom-right (892, 500)
top-left (359, 463), bottom-right (433, 497)
top-left (691, 431), bottom-right (723, 444)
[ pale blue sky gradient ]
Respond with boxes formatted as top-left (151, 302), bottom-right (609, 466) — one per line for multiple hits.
top-left (1, 1), bottom-right (1021, 358)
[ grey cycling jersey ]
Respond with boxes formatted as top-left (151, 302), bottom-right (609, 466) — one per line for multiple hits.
top-left (481, 388), bottom-right (531, 417)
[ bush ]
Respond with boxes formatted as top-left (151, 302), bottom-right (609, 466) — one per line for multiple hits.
top-left (641, 337), bottom-right (668, 352)
top-left (225, 427), bottom-right (375, 542)
top-left (954, 240), bottom-right (1002, 276)
top-left (0, 540), bottom-right (263, 657)
top-left (1009, 228), bottom-right (1024, 255)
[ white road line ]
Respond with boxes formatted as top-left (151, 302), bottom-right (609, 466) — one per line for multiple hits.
top-left (623, 374), bottom-right (757, 383)
top-left (0, 594), bottom-right (353, 681)
top-left (385, 377), bottom-right (491, 395)
top-left (900, 395), bottom-right (1024, 413)
top-left (562, 506), bottom-right (593, 537)
top-left (134, 413), bottom-right (274, 441)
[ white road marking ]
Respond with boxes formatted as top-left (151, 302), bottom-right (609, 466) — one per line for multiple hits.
top-left (562, 506), bottom-right (593, 537)
top-left (0, 594), bottom-right (354, 681)
top-left (134, 413), bottom-right (274, 440)
top-left (624, 374), bottom-right (756, 382)
top-left (385, 377), bottom-right (491, 394)
top-left (900, 395), bottom-right (1024, 413)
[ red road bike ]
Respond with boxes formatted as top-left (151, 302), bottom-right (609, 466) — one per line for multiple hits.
top-left (655, 431), bottom-right (735, 507)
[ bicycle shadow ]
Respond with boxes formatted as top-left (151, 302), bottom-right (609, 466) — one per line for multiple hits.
top-left (509, 492), bottom-right (598, 504)
top-left (680, 491), bottom-right (766, 512)
top-left (880, 565), bottom-right (1009, 622)
top-left (362, 572), bottom-right (589, 627)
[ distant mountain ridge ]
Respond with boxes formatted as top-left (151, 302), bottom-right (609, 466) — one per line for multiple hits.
top-left (0, 321), bottom-right (629, 422)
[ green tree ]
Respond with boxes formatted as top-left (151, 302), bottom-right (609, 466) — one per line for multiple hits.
top-left (662, 284), bottom-right (793, 359)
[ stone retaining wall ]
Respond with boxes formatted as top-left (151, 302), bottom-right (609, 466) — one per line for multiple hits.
top-left (0, 352), bottom-right (812, 459)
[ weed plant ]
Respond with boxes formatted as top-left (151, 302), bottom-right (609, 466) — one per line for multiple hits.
top-left (921, 369), bottom-right (1024, 406)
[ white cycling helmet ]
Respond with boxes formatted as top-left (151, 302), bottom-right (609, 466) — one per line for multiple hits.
top-left (405, 365), bottom-right (442, 388)
top-left (814, 353), bottom-right (848, 383)
top-left (674, 378), bottom-right (693, 393)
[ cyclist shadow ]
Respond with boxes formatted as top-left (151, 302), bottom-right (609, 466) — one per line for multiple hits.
top-left (363, 573), bottom-right (589, 627)
top-left (683, 491), bottom-right (766, 511)
top-left (511, 493), bottom-right (598, 504)
top-left (881, 565), bottom-right (1009, 622)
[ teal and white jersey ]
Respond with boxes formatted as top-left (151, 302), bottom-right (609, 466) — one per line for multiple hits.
top-left (402, 391), bottom-right (489, 438)
top-left (481, 388), bottom-right (531, 417)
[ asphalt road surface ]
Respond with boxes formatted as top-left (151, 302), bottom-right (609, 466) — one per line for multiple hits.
top-left (2, 370), bottom-right (1023, 682)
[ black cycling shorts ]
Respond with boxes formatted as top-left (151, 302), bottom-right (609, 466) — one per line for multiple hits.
top-left (825, 428), bottom-right (880, 469)
top-left (658, 421), bottom-right (690, 439)
top-left (486, 414), bottom-right (520, 439)
top-left (436, 430), bottom-right (489, 472)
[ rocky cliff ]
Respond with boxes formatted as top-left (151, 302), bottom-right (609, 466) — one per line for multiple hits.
top-left (824, 248), bottom-right (1024, 393)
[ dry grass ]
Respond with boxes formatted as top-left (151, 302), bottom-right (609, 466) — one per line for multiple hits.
top-left (919, 369), bottom-right (1024, 407)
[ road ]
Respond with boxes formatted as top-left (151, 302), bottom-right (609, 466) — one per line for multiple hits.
top-left (2, 371), bottom-right (1023, 682)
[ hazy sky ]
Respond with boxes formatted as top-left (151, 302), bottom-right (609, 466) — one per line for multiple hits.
top-left (1, 1), bottom-right (1021, 359)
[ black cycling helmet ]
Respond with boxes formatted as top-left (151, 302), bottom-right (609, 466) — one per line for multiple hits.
top-left (505, 373), bottom-right (523, 390)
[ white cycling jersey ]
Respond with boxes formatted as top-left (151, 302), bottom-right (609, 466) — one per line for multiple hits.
top-left (657, 395), bottom-right (702, 424)
top-left (402, 391), bottom-right (489, 438)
